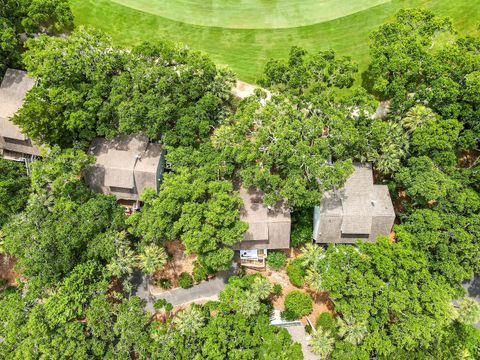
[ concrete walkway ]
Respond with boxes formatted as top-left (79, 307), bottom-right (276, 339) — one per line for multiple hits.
top-left (132, 268), bottom-right (235, 313)
top-left (462, 273), bottom-right (480, 328)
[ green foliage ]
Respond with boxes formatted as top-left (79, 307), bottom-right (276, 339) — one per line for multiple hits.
top-left (137, 244), bottom-right (167, 275)
top-left (395, 210), bottom-right (480, 284)
top-left (316, 312), bottom-right (337, 336)
top-left (128, 165), bottom-right (247, 272)
top-left (178, 272), bottom-right (193, 289)
top-left (291, 208), bottom-right (314, 247)
top-left (0, 159), bottom-right (30, 228)
top-left (259, 47), bottom-right (358, 96)
top-left (309, 328), bottom-right (335, 358)
top-left (272, 284), bottom-right (283, 296)
top-left (367, 8), bottom-right (480, 136)
top-left (3, 149), bottom-right (125, 287)
top-left (154, 299), bottom-right (172, 312)
top-left (266, 251), bottom-right (287, 269)
top-left (16, 27), bottom-right (234, 148)
top-left (395, 156), bottom-right (458, 206)
top-left (283, 291), bottom-right (312, 320)
top-left (286, 258), bottom-right (306, 287)
top-left (0, 0), bottom-right (73, 75)
top-left (157, 278), bottom-right (172, 290)
top-left (310, 238), bottom-right (456, 356)
top-left (193, 262), bottom-right (209, 282)
top-left (214, 96), bottom-right (354, 207)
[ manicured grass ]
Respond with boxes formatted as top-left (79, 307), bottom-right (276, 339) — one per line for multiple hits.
top-left (70, 0), bottom-right (480, 82)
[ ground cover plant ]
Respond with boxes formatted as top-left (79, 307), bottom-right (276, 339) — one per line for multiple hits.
top-left (70, 0), bottom-right (480, 81)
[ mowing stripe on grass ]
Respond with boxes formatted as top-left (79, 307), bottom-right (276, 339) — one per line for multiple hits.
top-left (71, 0), bottom-right (480, 82)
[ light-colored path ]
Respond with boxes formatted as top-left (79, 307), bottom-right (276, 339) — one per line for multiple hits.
top-left (133, 268), bottom-right (234, 312)
top-left (463, 273), bottom-right (480, 328)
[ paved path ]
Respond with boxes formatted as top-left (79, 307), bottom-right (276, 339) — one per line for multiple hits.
top-left (285, 324), bottom-right (318, 360)
top-left (132, 268), bottom-right (235, 313)
top-left (463, 273), bottom-right (480, 328)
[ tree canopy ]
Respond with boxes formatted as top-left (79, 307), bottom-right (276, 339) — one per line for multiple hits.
top-left (14, 27), bottom-right (235, 148)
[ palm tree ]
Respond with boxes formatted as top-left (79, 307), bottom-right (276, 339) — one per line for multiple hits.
top-left (299, 242), bottom-right (325, 269)
top-left (107, 243), bottom-right (137, 279)
top-left (337, 315), bottom-right (368, 345)
top-left (401, 105), bottom-right (437, 133)
top-left (309, 328), bottom-right (334, 358)
top-left (173, 305), bottom-right (205, 335)
top-left (453, 298), bottom-right (480, 326)
top-left (251, 276), bottom-right (272, 300)
top-left (305, 269), bottom-right (323, 293)
top-left (237, 291), bottom-right (261, 317)
top-left (137, 244), bottom-right (168, 275)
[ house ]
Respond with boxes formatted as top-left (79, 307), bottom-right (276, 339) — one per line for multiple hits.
top-left (234, 187), bottom-right (291, 267)
top-left (84, 134), bottom-right (165, 208)
top-left (313, 163), bottom-right (395, 243)
top-left (0, 69), bottom-right (40, 161)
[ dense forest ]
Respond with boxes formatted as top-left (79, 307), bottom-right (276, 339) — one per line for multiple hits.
top-left (0, 2), bottom-right (479, 359)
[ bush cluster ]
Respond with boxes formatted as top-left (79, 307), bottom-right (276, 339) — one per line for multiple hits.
top-left (282, 291), bottom-right (312, 320)
top-left (286, 258), bottom-right (305, 287)
top-left (267, 251), bottom-right (287, 269)
top-left (178, 272), bottom-right (193, 288)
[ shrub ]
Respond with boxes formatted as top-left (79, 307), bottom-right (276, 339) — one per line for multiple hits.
top-left (316, 312), bottom-right (337, 336)
top-left (178, 272), bottom-right (193, 288)
top-left (286, 258), bottom-right (305, 287)
top-left (154, 299), bottom-right (172, 312)
top-left (157, 278), bottom-right (171, 289)
top-left (267, 251), bottom-right (287, 269)
top-left (283, 291), bottom-right (312, 320)
top-left (272, 283), bottom-right (283, 296)
top-left (0, 279), bottom-right (7, 287)
top-left (193, 263), bottom-right (208, 282)
top-left (305, 324), bottom-right (313, 334)
top-left (291, 208), bottom-right (313, 247)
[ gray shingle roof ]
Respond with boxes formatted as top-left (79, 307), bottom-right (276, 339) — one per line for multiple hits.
top-left (0, 69), bottom-right (39, 157)
top-left (233, 187), bottom-right (291, 250)
top-left (315, 163), bottom-right (395, 243)
top-left (85, 135), bottom-right (162, 201)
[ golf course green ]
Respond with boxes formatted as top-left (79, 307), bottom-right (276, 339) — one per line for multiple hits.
top-left (70, 0), bottom-right (480, 82)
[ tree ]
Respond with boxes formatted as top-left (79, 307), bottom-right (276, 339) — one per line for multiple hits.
top-left (309, 328), bottom-right (335, 358)
top-left (128, 168), bottom-right (247, 272)
top-left (337, 315), bottom-right (368, 346)
top-left (113, 296), bottom-right (151, 357)
top-left (137, 244), bottom-right (168, 275)
top-left (259, 47), bottom-right (358, 97)
top-left (213, 96), bottom-right (354, 207)
top-left (0, 159), bottom-right (30, 227)
top-left (0, 0), bottom-right (73, 75)
top-left (108, 42), bottom-right (235, 146)
top-left (299, 243), bottom-right (326, 269)
top-left (308, 238), bottom-right (455, 357)
top-left (173, 305), bottom-right (206, 336)
top-left (395, 209), bottom-right (480, 284)
top-left (394, 156), bottom-right (458, 207)
top-left (16, 28), bottom-right (234, 148)
top-left (3, 148), bottom-right (125, 286)
top-left (251, 276), bottom-right (273, 300)
top-left (453, 299), bottom-right (480, 326)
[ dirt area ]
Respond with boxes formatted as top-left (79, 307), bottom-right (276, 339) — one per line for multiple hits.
top-left (458, 149), bottom-right (479, 168)
top-left (247, 266), bottom-right (334, 326)
top-left (151, 240), bottom-right (196, 291)
top-left (0, 254), bottom-right (19, 286)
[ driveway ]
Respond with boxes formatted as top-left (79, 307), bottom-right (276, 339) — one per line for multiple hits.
top-left (132, 268), bottom-right (235, 312)
top-left (462, 273), bottom-right (480, 328)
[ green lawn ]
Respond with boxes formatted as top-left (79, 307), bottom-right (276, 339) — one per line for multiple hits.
top-left (71, 0), bottom-right (480, 82)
